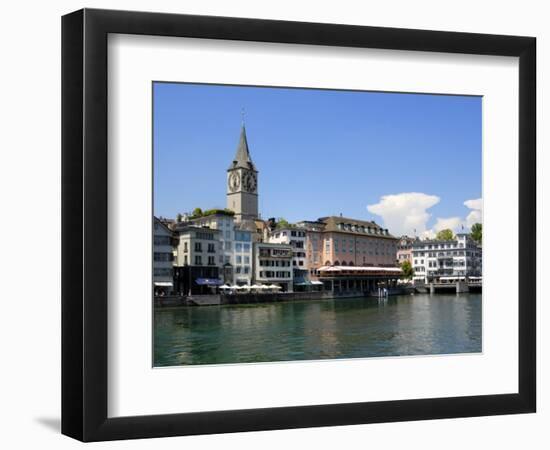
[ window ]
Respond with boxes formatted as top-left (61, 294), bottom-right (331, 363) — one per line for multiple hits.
top-left (154, 268), bottom-right (173, 277)
top-left (154, 235), bottom-right (172, 246)
top-left (195, 255), bottom-right (202, 265)
top-left (153, 252), bottom-right (173, 262)
top-left (208, 256), bottom-right (215, 265)
top-left (194, 242), bottom-right (202, 252)
top-left (244, 256), bottom-right (250, 264)
top-left (183, 242), bottom-right (188, 252)
top-left (243, 243), bottom-right (250, 252)
top-left (235, 243), bottom-right (242, 252)
top-left (236, 255), bottom-right (242, 264)
top-left (207, 243), bottom-right (215, 253)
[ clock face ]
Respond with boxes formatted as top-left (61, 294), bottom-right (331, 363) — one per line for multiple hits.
top-left (228, 172), bottom-right (240, 192)
top-left (243, 172), bottom-right (257, 192)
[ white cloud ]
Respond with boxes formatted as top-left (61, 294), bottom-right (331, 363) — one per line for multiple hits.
top-left (433, 216), bottom-right (463, 232)
top-left (367, 192), bottom-right (440, 236)
top-left (368, 194), bottom-right (483, 238)
top-left (464, 198), bottom-right (483, 228)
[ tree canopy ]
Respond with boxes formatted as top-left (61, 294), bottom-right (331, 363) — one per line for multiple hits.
top-left (400, 260), bottom-right (413, 279)
top-left (275, 218), bottom-right (291, 229)
top-left (436, 229), bottom-right (454, 241)
top-left (471, 223), bottom-right (482, 244)
top-left (190, 208), bottom-right (235, 219)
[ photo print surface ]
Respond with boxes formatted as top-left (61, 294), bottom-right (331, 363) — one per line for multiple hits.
top-left (152, 82), bottom-right (482, 367)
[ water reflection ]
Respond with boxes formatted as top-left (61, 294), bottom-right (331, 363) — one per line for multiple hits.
top-left (154, 293), bottom-right (481, 367)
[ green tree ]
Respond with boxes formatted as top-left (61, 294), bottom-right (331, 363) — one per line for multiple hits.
top-left (276, 218), bottom-right (290, 229)
top-left (176, 213), bottom-right (182, 222)
top-left (191, 207), bottom-right (203, 218)
top-left (400, 260), bottom-right (413, 279)
top-left (471, 223), bottom-right (482, 244)
top-left (436, 229), bottom-right (454, 241)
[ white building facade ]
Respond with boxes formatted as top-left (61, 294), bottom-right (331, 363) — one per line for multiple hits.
top-left (190, 212), bottom-right (235, 282)
top-left (267, 227), bottom-right (307, 272)
top-left (412, 233), bottom-right (482, 283)
top-left (233, 229), bottom-right (253, 285)
top-left (253, 242), bottom-right (294, 292)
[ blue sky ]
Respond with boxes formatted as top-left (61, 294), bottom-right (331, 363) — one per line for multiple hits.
top-left (153, 82), bottom-right (481, 237)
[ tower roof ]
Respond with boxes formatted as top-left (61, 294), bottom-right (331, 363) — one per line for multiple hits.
top-left (228, 125), bottom-right (256, 171)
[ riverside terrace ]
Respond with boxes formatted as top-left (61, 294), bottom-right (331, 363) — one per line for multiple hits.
top-left (316, 265), bottom-right (403, 294)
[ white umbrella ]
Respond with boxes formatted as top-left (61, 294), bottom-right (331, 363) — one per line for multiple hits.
top-left (269, 284), bottom-right (282, 290)
top-left (219, 284), bottom-right (231, 289)
top-left (250, 284), bottom-right (262, 290)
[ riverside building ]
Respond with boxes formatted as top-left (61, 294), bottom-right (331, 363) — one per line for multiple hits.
top-left (267, 226), bottom-right (309, 289)
top-left (173, 225), bottom-right (222, 295)
top-left (299, 216), bottom-right (398, 273)
top-left (297, 216), bottom-right (400, 294)
top-left (412, 233), bottom-right (482, 283)
top-left (253, 242), bottom-right (294, 292)
top-left (190, 210), bottom-right (236, 284)
top-left (396, 235), bottom-right (416, 264)
top-left (153, 217), bottom-right (176, 296)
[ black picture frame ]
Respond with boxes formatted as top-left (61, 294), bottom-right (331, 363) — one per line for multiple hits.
top-left (62, 8), bottom-right (536, 442)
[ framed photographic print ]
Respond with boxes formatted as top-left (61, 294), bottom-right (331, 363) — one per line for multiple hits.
top-left (62, 8), bottom-right (536, 441)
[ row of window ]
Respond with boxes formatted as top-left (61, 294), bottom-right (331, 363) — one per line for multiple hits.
top-left (273, 230), bottom-right (306, 238)
top-left (154, 236), bottom-right (172, 246)
top-left (182, 242), bottom-right (217, 253)
top-left (195, 231), bottom-right (216, 241)
top-left (192, 255), bottom-right (216, 266)
top-left (259, 271), bottom-right (291, 279)
top-left (154, 268), bottom-right (173, 277)
top-left (235, 255), bottom-right (250, 264)
top-left (336, 223), bottom-right (389, 235)
top-left (259, 260), bottom-right (291, 267)
top-left (235, 243), bottom-right (251, 253)
top-left (153, 252), bottom-right (173, 262)
top-left (415, 259), bottom-right (468, 267)
top-left (415, 250), bottom-right (480, 257)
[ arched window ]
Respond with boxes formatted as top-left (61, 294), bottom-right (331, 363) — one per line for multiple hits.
top-left (341, 261), bottom-right (347, 266)
top-left (348, 261), bottom-right (354, 266)
top-left (325, 260), bottom-right (331, 266)
top-left (334, 260), bottom-right (340, 266)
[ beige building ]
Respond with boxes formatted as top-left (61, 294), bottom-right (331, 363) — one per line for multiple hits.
top-left (175, 225), bottom-right (221, 268)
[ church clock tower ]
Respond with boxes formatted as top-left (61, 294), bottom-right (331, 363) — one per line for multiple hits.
top-left (227, 125), bottom-right (259, 223)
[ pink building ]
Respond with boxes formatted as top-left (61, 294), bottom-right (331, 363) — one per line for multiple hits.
top-left (298, 216), bottom-right (399, 279)
top-left (396, 236), bottom-right (416, 264)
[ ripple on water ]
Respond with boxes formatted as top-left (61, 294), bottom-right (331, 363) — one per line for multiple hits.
top-left (154, 293), bottom-right (482, 367)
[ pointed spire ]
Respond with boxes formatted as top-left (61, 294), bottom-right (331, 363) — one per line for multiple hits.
top-left (228, 122), bottom-right (256, 171)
